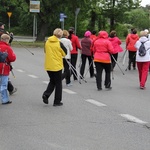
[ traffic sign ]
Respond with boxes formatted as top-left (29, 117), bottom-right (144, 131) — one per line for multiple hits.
top-left (7, 12), bottom-right (12, 18)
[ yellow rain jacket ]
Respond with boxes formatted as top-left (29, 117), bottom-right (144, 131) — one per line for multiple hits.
top-left (44, 35), bottom-right (66, 71)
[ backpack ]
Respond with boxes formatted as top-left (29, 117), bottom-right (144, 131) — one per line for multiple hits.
top-left (138, 41), bottom-right (147, 57)
top-left (0, 51), bottom-right (8, 63)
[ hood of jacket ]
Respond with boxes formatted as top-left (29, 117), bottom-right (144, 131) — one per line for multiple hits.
top-left (98, 31), bottom-right (108, 39)
top-left (129, 34), bottom-right (139, 40)
top-left (139, 36), bottom-right (149, 43)
top-left (47, 35), bottom-right (59, 43)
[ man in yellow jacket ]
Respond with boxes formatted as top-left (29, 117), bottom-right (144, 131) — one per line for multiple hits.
top-left (42, 28), bottom-right (67, 106)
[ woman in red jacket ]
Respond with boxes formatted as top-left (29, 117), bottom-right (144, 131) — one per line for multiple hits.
top-left (126, 28), bottom-right (139, 70)
top-left (68, 27), bottom-right (81, 81)
top-left (93, 31), bottom-right (114, 90)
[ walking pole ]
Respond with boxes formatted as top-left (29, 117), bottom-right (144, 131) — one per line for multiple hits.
top-left (122, 50), bottom-right (127, 66)
top-left (119, 49), bottom-right (127, 63)
top-left (84, 60), bottom-right (93, 78)
top-left (111, 54), bottom-right (125, 75)
top-left (65, 59), bottom-right (87, 84)
top-left (14, 38), bottom-right (34, 55)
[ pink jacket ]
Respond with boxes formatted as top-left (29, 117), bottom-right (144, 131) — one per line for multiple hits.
top-left (93, 31), bottom-right (114, 63)
top-left (108, 37), bottom-right (123, 54)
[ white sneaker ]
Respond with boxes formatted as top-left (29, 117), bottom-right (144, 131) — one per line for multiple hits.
top-left (66, 83), bottom-right (73, 87)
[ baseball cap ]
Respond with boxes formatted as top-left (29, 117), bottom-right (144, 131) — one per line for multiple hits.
top-left (0, 22), bottom-right (5, 27)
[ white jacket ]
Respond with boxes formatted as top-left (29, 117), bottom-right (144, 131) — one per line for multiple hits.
top-left (60, 38), bottom-right (72, 59)
top-left (135, 36), bottom-right (150, 62)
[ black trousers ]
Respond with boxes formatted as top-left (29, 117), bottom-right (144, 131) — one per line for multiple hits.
top-left (128, 51), bottom-right (136, 68)
top-left (80, 54), bottom-right (94, 77)
top-left (111, 53), bottom-right (118, 70)
top-left (43, 70), bottom-right (62, 104)
top-left (95, 62), bottom-right (111, 89)
top-left (71, 54), bottom-right (78, 80)
top-left (62, 59), bottom-right (71, 84)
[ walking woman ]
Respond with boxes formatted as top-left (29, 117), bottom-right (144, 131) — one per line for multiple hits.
top-left (126, 28), bottom-right (139, 70)
top-left (61, 30), bottom-right (73, 86)
top-left (80, 30), bottom-right (94, 78)
top-left (68, 27), bottom-right (82, 81)
top-left (92, 31), bottom-right (114, 90)
top-left (135, 31), bottom-right (150, 89)
top-left (42, 28), bottom-right (67, 106)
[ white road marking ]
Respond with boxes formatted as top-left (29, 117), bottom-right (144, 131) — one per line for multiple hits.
top-left (16, 69), bottom-right (25, 72)
top-left (120, 114), bottom-right (147, 124)
top-left (43, 81), bottom-right (49, 84)
top-left (28, 74), bottom-right (38, 78)
top-left (86, 99), bottom-right (107, 107)
top-left (63, 89), bottom-right (76, 94)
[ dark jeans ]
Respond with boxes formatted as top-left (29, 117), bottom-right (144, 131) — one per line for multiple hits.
top-left (128, 51), bottom-right (136, 68)
top-left (62, 59), bottom-right (71, 84)
top-left (71, 54), bottom-right (78, 80)
top-left (43, 70), bottom-right (62, 104)
top-left (80, 54), bottom-right (94, 77)
top-left (95, 62), bottom-right (111, 89)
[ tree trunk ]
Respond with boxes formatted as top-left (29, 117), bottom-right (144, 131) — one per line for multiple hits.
top-left (36, 23), bottom-right (48, 41)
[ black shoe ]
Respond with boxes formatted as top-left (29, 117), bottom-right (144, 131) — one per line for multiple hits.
top-left (2, 101), bottom-right (12, 105)
top-left (105, 87), bottom-right (112, 90)
top-left (53, 102), bottom-right (63, 106)
top-left (42, 95), bottom-right (48, 104)
top-left (97, 88), bottom-right (102, 91)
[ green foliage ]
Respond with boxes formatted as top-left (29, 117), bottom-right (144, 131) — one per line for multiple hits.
top-left (0, 0), bottom-right (149, 41)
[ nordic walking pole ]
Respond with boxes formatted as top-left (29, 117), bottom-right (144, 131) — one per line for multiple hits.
top-left (84, 60), bottom-right (93, 78)
top-left (65, 59), bottom-right (87, 84)
top-left (111, 54), bottom-right (125, 75)
top-left (122, 50), bottom-right (127, 66)
top-left (119, 49), bottom-right (127, 63)
top-left (14, 38), bottom-right (34, 55)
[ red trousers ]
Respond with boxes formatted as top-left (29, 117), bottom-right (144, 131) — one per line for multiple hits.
top-left (137, 61), bottom-right (150, 87)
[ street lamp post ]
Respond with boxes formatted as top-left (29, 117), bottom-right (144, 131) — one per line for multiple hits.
top-left (75, 8), bottom-right (80, 35)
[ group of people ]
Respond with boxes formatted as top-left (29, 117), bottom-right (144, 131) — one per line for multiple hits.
top-left (126, 28), bottom-right (150, 89)
top-left (43, 27), bottom-right (150, 106)
top-left (0, 22), bottom-right (16, 105)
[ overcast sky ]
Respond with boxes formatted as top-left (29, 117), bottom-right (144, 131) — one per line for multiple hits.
top-left (141, 0), bottom-right (150, 6)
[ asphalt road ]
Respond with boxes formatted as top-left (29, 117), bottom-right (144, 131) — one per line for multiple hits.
top-left (0, 45), bottom-right (150, 150)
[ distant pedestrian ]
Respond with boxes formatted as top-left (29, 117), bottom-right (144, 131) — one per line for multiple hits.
top-left (68, 27), bottom-right (82, 81)
top-left (80, 30), bottom-right (94, 78)
top-left (126, 28), bottom-right (139, 70)
top-left (0, 34), bottom-right (16, 104)
top-left (108, 30), bottom-right (123, 71)
top-left (92, 31), bottom-right (114, 90)
top-left (90, 30), bottom-right (97, 41)
top-left (135, 31), bottom-right (150, 89)
top-left (42, 28), bottom-right (67, 106)
top-left (61, 30), bottom-right (73, 86)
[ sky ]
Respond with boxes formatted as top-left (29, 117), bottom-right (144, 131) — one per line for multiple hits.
top-left (141, 0), bottom-right (150, 6)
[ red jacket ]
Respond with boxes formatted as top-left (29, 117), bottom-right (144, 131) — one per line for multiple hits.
top-left (0, 41), bottom-right (16, 75)
top-left (93, 31), bottom-right (114, 63)
top-left (126, 33), bottom-right (139, 51)
top-left (108, 36), bottom-right (123, 54)
top-left (70, 34), bottom-right (81, 54)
